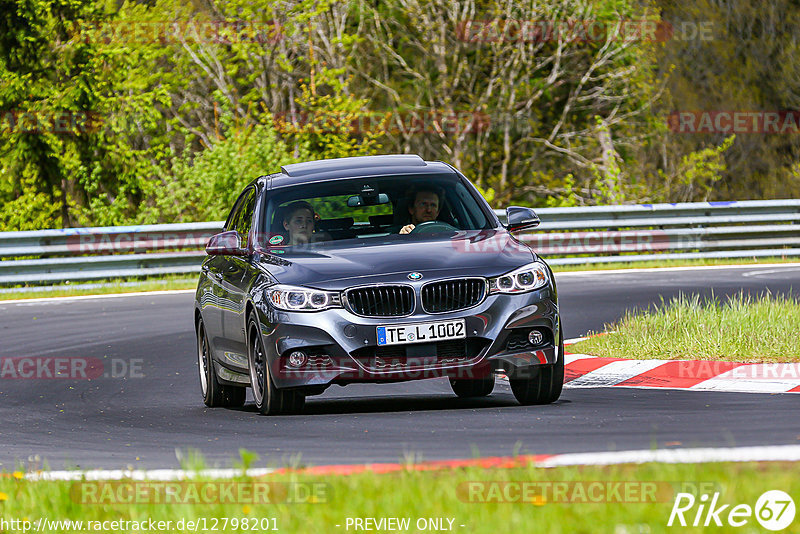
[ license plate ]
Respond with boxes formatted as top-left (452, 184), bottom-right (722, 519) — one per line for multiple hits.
top-left (376, 319), bottom-right (466, 346)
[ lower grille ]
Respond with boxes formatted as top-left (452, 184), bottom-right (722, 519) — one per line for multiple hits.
top-left (345, 285), bottom-right (414, 317)
top-left (351, 339), bottom-right (488, 372)
top-left (306, 355), bottom-right (334, 368)
top-left (421, 278), bottom-right (486, 313)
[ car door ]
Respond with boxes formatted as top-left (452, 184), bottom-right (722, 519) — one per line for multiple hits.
top-left (219, 186), bottom-right (258, 361)
top-left (202, 189), bottom-right (249, 361)
top-left (200, 252), bottom-right (228, 356)
top-left (200, 196), bottom-right (248, 359)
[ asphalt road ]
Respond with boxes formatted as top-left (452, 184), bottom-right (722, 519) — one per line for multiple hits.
top-left (1, 264), bottom-right (798, 470)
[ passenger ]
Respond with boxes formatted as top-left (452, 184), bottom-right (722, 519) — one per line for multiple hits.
top-left (399, 186), bottom-right (443, 234)
top-left (282, 201), bottom-right (318, 245)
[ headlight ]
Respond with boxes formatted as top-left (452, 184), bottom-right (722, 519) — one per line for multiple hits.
top-left (266, 285), bottom-right (342, 311)
top-left (488, 262), bottom-right (549, 294)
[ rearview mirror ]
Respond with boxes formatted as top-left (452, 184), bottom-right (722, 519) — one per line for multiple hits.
top-left (205, 230), bottom-right (247, 256)
top-left (505, 206), bottom-right (540, 232)
top-left (347, 193), bottom-right (390, 207)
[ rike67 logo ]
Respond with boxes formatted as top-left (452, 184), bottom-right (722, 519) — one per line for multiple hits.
top-left (668, 490), bottom-right (795, 531)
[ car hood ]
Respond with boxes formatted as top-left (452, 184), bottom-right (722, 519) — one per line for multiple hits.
top-left (256, 230), bottom-right (536, 289)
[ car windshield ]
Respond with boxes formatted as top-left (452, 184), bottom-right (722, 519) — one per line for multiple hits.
top-left (260, 174), bottom-right (495, 248)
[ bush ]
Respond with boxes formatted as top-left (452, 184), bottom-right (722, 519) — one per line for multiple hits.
top-left (140, 122), bottom-right (304, 223)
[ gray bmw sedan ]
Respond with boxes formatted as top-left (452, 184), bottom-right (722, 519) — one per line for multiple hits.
top-left (194, 155), bottom-right (563, 415)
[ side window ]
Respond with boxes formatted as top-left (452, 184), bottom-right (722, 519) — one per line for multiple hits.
top-left (235, 188), bottom-right (257, 245)
top-left (224, 193), bottom-right (246, 232)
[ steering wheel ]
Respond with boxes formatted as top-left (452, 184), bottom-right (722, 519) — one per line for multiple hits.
top-left (409, 220), bottom-right (458, 234)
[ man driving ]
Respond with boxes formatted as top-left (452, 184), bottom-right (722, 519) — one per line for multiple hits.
top-left (399, 186), bottom-right (443, 234)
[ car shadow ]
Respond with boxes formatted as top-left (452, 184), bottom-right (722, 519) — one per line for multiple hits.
top-left (230, 392), bottom-right (569, 416)
top-left (302, 394), bottom-right (518, 415)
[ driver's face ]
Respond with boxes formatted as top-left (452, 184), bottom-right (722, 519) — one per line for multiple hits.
top-left (408, 191), bottom-right (440, 225)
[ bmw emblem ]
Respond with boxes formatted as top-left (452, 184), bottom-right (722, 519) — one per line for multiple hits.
top-left (408, 272), bottom-right (423, 281)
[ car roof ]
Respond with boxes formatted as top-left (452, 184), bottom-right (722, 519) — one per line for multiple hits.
top-left (267, 155), bottom-right (458, 188)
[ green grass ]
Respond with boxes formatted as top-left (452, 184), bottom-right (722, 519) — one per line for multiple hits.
top-left (550, 256), bottom-right (800, 273)
top-left (1, 461), bottom-right (798, 533)
top-left (0, 277), bottom-right (197, 301)
top-left (571, 293), bottom-right (800, 363)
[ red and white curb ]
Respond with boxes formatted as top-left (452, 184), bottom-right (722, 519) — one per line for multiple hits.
top-left (15, 445), bottom-right (800, 481)
top-left (563, 353), bottom-right (800, 394)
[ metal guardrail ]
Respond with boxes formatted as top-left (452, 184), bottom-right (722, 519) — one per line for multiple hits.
top-left (0, 200), bottom-right (798, 284)
top-left (513, 199), bottom-right (800, 265)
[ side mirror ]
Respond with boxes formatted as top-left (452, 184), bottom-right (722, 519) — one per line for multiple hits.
top-left (505, 206), bottom-right (540, 232)
top-left (205, 230), bottom-right (247, 256)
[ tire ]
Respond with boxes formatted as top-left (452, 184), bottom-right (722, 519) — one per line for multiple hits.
top-left (450, 375), bottom-right (495, 398)
top-left (509, 332), bottom-right (564, 405)
top-left (197, 317), bottom-right (246, 408)
top-left (247, 314), bottom-right (305, 415)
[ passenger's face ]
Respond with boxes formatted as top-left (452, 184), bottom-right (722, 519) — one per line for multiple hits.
top-left (408, 191), bottom-right (440, 225)
top-left (283, 208), bottom-right (314, 244)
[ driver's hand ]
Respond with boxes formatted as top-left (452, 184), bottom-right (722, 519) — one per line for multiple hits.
top-left (399, 224), bottom-right (415, 234)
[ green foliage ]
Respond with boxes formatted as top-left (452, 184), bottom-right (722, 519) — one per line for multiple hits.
top-left (141, 122), bottom-right (302, 223)
top-left (275, 70), bottom-right (384, 161)
top-left (656, 0), bottom-right (800, 199)
top-left (544, 174), bottom-right (582, 208)
top-left (474, 184), bottom-right (495, 205)
top-left (1, 0), bottom-right (798, 231)
top-left (676, 136), bottom-right (735, 198)
top-left (657, 136), bottom-right (735, 202)
top-left (300, 194), bottom-right (393, 222)
top-left (0, 176), bottom-right (59, 231)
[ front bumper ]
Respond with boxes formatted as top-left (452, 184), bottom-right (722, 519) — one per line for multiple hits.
top-left (231, 286), bottom-right (559, 389)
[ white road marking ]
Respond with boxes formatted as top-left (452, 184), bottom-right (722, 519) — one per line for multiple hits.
top-left (26, 467), bottom-right (276, 482)
top-left (693, 364), bottom-right (800, 393)
top-left (741, 267), bottom-right (800, 277)
top-left (0, 289), bottom-right (195, 306)
top-left (538, 445), bottom-right (800, 467)
top-left (564, 336), bottom-right (590, 344)
top-left (23, 445), bottom-right (800, 480)
top-left (690, 378), bottom-right (800, 394)
top-left (555, 262), bottom-right (800, 277)
top-left (566, 359), bottom-right (666, 387)
top-left (5, 262), bottom-right (798, 305)
top-left (563, 353), bottom-right (598, 365)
